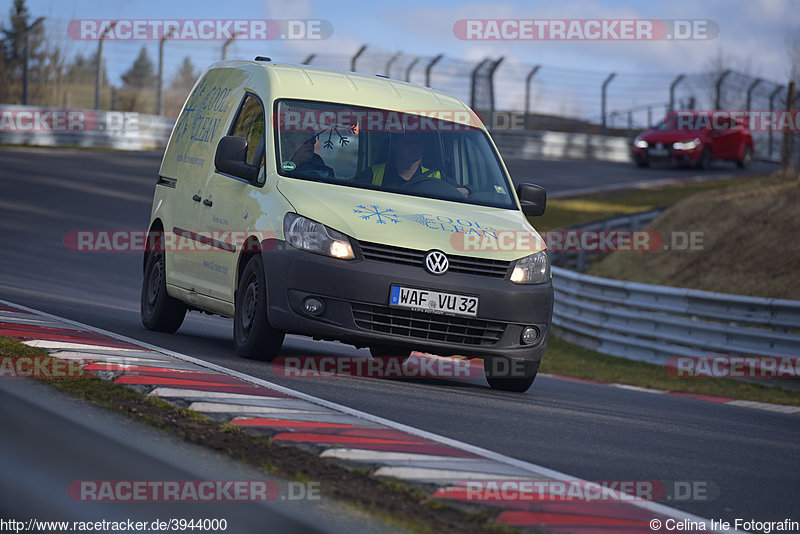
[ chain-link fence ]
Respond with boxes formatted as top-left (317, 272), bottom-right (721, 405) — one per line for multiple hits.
top-left (3, 18), bottom-right (798, 167)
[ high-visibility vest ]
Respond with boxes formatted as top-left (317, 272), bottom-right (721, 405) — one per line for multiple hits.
top-left (371, 163), bottom-right (441, 186)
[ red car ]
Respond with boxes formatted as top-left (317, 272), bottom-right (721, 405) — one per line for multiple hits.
top-left (631, 110), bottom-right (754, 169)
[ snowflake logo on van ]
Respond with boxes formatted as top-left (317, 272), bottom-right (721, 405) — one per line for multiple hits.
top-left (354, 204), bottom-right (400, 225)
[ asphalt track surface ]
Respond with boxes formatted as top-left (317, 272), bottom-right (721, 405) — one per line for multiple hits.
top-left (0, 148), bottom-right (795, 525)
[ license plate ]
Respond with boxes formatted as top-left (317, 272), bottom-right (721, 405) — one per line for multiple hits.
top-left (389, 286), bottom-right (478, 317)
top-left (647, 148), bottom-right (669, 157)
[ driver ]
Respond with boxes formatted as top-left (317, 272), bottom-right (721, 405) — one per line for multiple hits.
top-left (283, 130), bottom-right (335, 180)
top-left (356, 131), bottom-right (468, 197)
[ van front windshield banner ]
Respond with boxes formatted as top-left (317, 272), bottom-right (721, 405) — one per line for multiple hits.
top-left (275, 99), bottom-right (517, 210)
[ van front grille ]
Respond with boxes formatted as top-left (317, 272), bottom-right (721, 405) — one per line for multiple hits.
top-left (351, 303), bottom-right (506, 346)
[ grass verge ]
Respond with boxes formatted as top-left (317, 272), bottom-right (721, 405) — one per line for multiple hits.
top-left (541, 336), bottom-right (800, 406)
top-left (533, 174), bottom-right (763, 231)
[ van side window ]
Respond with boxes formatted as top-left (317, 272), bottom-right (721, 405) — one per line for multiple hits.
top-left (231, 95), bottom-right (265, 166)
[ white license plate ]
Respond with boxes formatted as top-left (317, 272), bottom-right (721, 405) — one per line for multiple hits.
top-left (389, 286), bottom-right (478, 317)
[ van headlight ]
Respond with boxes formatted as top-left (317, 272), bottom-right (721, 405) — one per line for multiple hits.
top-left (283, 213), bottom-right (355, 260)
top-left (510, 251), bottom-right (550, 284)
top-left (673, 138), bottom-right (700, 150)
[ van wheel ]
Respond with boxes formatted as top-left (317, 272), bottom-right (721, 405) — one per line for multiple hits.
top-left (369, 345), bottom-right (412, 364)
top-left (736, 145), bottom-right (752, 169)
top-left (484, 357), bottom-right (540, 393)
top-left (141, 250), bottom-right (187, 333)
top-left (234, 255), bottom-right (284, 361)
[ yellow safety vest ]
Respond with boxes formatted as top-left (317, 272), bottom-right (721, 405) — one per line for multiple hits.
top-left (371, 163), bottom-right (441, 186)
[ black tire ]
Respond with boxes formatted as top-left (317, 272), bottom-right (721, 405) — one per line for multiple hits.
top-left (696, 146), bottom-right (712, 170)
top-left (234, 255), bottom-right (284, 361)
top-left (369, 345), bottom-right (412, 364)
top-left (485, 357), bottom-right (540, 393)
top-left (736, 145), bottom-right (752, 169)
top-left (141, 250), bottom-right (187, 333)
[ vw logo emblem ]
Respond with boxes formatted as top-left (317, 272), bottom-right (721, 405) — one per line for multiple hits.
top-left (656, 142), bottom-right (663, 149)
top-left (424, 250), bottom-right (449, 275)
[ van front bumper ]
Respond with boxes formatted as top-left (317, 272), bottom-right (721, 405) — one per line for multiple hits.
top-left (261, 242), bottom-right (553, 364)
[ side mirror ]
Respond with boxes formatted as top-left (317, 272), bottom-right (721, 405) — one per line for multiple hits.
top-left (215, 136), bottom-right (258, 182)
top-left (517, 183), bottom-right (547, 217)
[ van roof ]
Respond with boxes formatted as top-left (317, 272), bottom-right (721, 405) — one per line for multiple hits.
top-left (209, 59), bottom-right (479, 127)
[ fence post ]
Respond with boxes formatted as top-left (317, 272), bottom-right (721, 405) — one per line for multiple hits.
top-left (470, 58), bottom-right (490, 110)
top-left (221, 32), bottom-right (240, 60)
top-left (487, 57), bottom-right (504, 131)
top-left (524, 65), bottom-right (541, 129)
top-left (157, 28), bottom-right (175, 116)
top-left (351, 44), bottom-right (367, 72)
top-left (746, 78), bottom-right (762, 111)
top-left (669, 74), bottom-right (685, 112)
top-left (627, 110), bottom-right (633, 140)
top-left (95, 22), bottom-right (117, 110)
top-left (22, 18), bottom-right (45, 105)
top-left (647, 106), bottom-right (652, 128)
top-left (768, 85), bottom-right (784, 158)
top-left (385, 52), bottom-right (401, 77)
top-left (781, 82), bottom-right (796, 175)
top-left (601, 72), bottom-right (616, 135)
top-left (424, 54), bottom-right (443, 87)
top-left (715, 70), bottom-right (731, 110)
top-left (405, 57), bottom-right (420, 82)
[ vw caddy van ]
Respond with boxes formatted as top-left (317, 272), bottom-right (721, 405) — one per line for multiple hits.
top-left (141, 58), bottom-right (553, 392)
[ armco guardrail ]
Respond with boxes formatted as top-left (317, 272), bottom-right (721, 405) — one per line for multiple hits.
top-left (0, 105), bottom-right (174, 150)
top-left (552, 266), bottom-right (800, 367)
top-left (492, 129), bottom-right (630, 162)
top-left (549, 209), bottom-right (664, 272)
top-left (550, 209), bottom-right (800, 372)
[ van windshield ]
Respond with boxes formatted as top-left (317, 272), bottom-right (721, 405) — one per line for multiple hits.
top-left (275, 99), bottom-right (517, 210)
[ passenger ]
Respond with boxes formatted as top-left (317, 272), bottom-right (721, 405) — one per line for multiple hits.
top-left (356, 132), bottom-right (468, 197)
top-left (283, 130), bottom-right (335, 180)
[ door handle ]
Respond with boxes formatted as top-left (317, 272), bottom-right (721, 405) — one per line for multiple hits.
top-left (203, 199), bottom-right (213, 207)
top-left (192, 194), bottom-right (201, 202)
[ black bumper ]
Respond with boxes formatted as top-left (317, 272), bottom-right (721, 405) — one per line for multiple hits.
top-left (261, 242), bottom-right (553, 364)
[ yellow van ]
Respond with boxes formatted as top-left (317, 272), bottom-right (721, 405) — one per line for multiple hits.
top-left (141, 58), bottom-right (552, 392)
